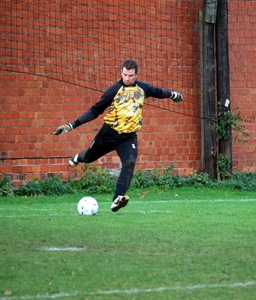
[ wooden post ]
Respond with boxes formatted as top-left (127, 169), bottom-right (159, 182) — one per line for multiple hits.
top-left (216, 0), bottom-right (232, 176)
top-left (200, 0), bottom-right (218, 179)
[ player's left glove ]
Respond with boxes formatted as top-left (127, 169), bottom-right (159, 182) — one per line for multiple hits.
top-left (53, 123), bottom-right (73, 135)
top-left (170, 91), bottom-right (183, 103)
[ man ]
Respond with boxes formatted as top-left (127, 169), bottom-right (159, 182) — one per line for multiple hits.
top-left (54, 59), bottom-right (183, 212)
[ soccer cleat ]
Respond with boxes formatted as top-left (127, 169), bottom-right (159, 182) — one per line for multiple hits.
top-left (111, 195), bottom-right (129, 212)
top-left (69, 154), bottom-right (79, 166)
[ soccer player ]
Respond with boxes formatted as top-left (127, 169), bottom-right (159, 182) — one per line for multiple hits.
top-left (54, 59), bottom-right (183, 212)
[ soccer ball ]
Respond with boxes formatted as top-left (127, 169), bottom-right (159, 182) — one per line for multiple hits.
top-left (77, 197), bottom-right (98, 216)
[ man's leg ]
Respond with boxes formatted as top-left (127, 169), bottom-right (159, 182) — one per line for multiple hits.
top-left (111, 136), bottom-right (138, 212)
top-left (69, 125), bottom-right (113, 165)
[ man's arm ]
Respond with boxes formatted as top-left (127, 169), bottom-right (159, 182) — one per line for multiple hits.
top-left (53, 81), bottom-right (122, 135)
top-left (137, 81), bottom-right (183, 102)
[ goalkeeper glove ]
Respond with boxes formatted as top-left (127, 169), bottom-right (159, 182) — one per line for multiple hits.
top-left (170, 91), bottom-right (183, 103)
top-left (53, 123), bottom-right (73, 135)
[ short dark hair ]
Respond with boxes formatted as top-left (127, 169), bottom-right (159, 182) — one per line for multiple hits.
top-left (122, 59), bottom-right (138, 74)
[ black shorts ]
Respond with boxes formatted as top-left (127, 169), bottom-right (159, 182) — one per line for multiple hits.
top-left (82, 123), bottom-right (138, 163)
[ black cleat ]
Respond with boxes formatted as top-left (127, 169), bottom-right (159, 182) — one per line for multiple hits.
top-left (111, 195), bottom-right (129, 212)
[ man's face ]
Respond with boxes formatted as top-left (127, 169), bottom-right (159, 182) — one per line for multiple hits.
top-left (121, 67), bottom-right (137, 86)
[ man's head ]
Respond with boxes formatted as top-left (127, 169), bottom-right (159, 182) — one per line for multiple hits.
top-left (121, 59), bottom-right (138, 86)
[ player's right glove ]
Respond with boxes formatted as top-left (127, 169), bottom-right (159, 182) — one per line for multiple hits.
top-left (53, 123), bottom-right (73, 135)
top-left (170, 91), bottom-right (183, 103)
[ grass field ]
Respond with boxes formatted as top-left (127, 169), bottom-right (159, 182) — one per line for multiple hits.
top-left (1, 187), bottom-right (256, 300)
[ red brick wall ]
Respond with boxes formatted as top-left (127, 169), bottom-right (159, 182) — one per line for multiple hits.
top-left (0, 71), bottom-right (201, 184)
top-left (1, 1), bottom-right (255, 185)
top-left (229, 1), bottom-right (256, 172)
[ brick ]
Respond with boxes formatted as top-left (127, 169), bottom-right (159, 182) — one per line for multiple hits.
top-left (1, 1), bottom-right (256, 185)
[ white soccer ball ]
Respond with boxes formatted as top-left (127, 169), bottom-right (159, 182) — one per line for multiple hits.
top-left (77, 197), bottom-right (98, 216)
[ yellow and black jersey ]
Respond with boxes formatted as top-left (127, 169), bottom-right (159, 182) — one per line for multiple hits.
top-left (74, 79), bottom-right (172, 133)
top-left (103, 84), bottom-right (145, 133)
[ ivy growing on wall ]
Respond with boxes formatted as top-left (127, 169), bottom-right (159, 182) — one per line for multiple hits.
top-left (216, 102), bottom-right (249, 142)
top-left (216, 102), bottom-right (249, 180)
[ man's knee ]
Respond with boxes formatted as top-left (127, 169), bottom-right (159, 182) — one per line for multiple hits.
top-left (123, 154), bottom-right (137, 171)
top-left (78, 149), bottom-right (91, 163)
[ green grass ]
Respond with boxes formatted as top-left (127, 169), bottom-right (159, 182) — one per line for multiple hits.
top-left (1, 187), bottom-right (256, 299)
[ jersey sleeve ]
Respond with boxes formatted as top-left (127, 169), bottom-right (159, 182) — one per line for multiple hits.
top-left (137, 81), bottom-right (172, 99)
top-left (90, 81), bottom-right (123, 115)
top-left (72, 109), bottom-right (98, 128)
top-left (70, 81), bottom-right (123, 128)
